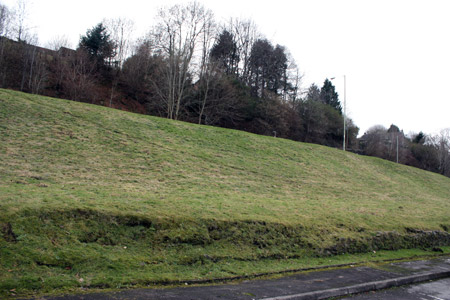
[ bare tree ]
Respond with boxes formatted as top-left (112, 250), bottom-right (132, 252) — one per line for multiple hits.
top-left (29, 49), bottom-right (49, 94)
top-left (385, 124), bottom-right (408, 163)
top-left (150, 2), bottom-right (214, 120)
top-left (197, 60), bottom-right (216, 124)
top-left (45, 35), bottom-right (72, 95)
top-left (197, 8), bottom-right (216, 124)
top-left (431, 128), bottom-right (450, 176)
top-left (19, 33), bottom-right (38, 91)
top-left (190, 70), bottom-right (245, 127)
top-left (46, 35), bottom-right (71, 51)
top-left (227, 18), bottom-right (260, 83)
top-left (103, 18), bottom-right (134, 68)
top-left (284, 51), bottom-right (303, 103)
top-left (61, 49), bottom-right (97, 102)
top-left (11, 0), bottom-right (31, 42)
top-left (0, 3), bottom-right (11, 37)
top-left (4, 0), bottom-right (42, 93)
top-left (0, 3), bottom-right (12, 87)
top-left (360, 125), bottom-right (388, 158)
top-left (104, 18), bottom-right (134, 107)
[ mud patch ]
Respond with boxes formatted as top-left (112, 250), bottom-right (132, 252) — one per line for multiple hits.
top-left (1, 222), bottom-right (17, 242)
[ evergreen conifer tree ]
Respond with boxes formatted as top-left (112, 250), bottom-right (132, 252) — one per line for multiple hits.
top-left (320, 78), bottom-right (342, 113)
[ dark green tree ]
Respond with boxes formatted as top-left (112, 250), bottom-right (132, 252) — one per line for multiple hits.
top-left (79, 23), bottom-right (116, 68)
top-left (210, 30), bottom-right (239, 76)
top-left (387, 124), bottom-right (400, 133)
top-left (248, 39), bottom-right (288, 97)
top-left (320, 78), bottom-right (342, 113)
top-left (268, 45), bottom-right (288, 94)
top-left (248, 39), bottom-right (272, 96)
top-left (412, 131), bottom-right (426, 144)
top-left (409, 142), bottom-right (439, 172)
top-left (305, 83), bottom-right (321, 102)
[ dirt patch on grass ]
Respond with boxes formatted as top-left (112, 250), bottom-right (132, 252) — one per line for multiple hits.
top-left (1, 222), bottom-right (17, 242)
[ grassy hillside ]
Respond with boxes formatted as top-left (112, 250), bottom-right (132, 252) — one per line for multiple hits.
top-left (1, 89), bottom-right (449, 297)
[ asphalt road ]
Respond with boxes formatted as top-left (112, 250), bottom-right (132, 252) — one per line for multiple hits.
top-left (342, 278), bottom-right (450, 300)
top-left (32, 256), bottom-right (450, 300)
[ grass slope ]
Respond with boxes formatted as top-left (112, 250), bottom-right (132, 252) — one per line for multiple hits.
top-left (1, 89), bottom-right (449, 297)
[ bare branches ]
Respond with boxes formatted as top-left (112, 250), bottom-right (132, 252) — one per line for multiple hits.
top-left (103, 17), bottom-right (134, 69)
top-left (149, 1), bottom-right (214, 120)
top-left (429, 128), bottom-right (450, 176)
top-left (227, 18), bottom-right (261, 82)
top-left (0, 3), bottom-right (11, 38)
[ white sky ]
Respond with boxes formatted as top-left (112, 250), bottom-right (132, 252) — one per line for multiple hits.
top-left (3, 0), bottom-right (450, 136)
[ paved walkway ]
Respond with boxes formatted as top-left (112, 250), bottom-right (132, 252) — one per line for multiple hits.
top-left (38, 256), bottom-right (450, 300)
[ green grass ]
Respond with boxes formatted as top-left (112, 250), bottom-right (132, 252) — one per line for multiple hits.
top-left (1, 89), bottom-right (449, 298)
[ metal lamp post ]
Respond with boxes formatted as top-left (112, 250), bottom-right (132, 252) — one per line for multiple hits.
top-left (331, 75), bottom-right (346, 151)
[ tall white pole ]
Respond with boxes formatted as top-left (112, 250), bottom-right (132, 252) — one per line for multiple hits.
top-left (396, 135), bottom-right (399, 163)
top-left (343, 75), bottom-right (346, 151)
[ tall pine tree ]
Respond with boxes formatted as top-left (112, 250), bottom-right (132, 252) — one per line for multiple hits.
top-left (79, 23), bottom-right (116, 69)
top-left (210, 30), bottom-right (239, 76)
top-left (320, 78), bottom-right (342, 113)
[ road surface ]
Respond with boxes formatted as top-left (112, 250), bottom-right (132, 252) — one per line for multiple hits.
top-left (343, 278), bottom-right (450, 300)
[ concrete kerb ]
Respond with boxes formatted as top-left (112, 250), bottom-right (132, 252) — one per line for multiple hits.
top-left (259, 270), bottom-right (450, 300)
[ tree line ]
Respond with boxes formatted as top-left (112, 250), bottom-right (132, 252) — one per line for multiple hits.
top-left (360, 125), bottom-right (450, 177)
top-left (1, 1), bottom-right (448, 177)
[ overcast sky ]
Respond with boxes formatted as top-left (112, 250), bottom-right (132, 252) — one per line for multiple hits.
top-left (3, 0), bottom-right (449, 136)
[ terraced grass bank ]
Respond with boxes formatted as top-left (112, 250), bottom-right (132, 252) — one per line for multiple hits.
top-left (1, 89), bottom-right (449, 297)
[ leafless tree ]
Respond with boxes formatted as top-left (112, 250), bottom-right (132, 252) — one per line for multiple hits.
top-left (103, 18), bottom-right (134, 107)
top-left (0, 3), bottom-right (11, 37)
top-left (0, 3), bottom-right (11, 86)
top-left (46, 35), bottom-right (71, 51)
top-left (227, 18), bottom-right (260, 83)
top-left (150, 1), bottom-right (214, 120)
top-left (384, 124), bottom-right (408, 163)
top-left (61, 49), bottom-right (97, 102)
top-left (23, 43), bottom-right (49, 94)
top-left (45, 35), bottom-right (71, 93)
top-left (190, 70), bottom-right (245, 127)
top-left (104, 18), bottom-right (134, 68)
top-left (11, 0), bottom-right (31, 42)
top-left (359, 124), bottom-right (407, 163)
top-left (284, 51), bottom-right (303, 103)
top-left (361, 125), bottom-right (388, 158)
top-left (19, 34), bottom-right (38, 91)
top-left (196, 8), bottom-right (216, 124)
top-left (430, 128), bottom-right (450, 176)
top-left (197, 60), bottom-right (217, 124)
top-left (3, 0), bottom-right (42, 93)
